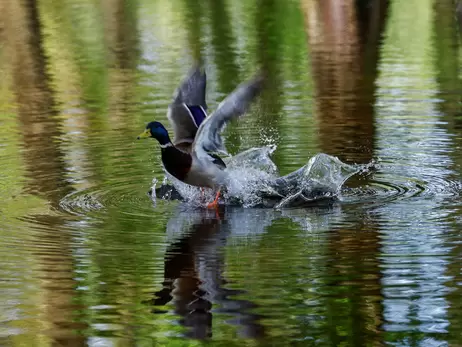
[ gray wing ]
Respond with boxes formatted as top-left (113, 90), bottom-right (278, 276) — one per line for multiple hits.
top-left (192, 74), bottom-right (264, 160)
top-left (172, 64), bottom-right (207, 108)
top-left (168, 65), bottom-right (208, 145)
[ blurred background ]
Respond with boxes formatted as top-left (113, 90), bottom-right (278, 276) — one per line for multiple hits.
top-left (2, 0), bottom-right (462, 346)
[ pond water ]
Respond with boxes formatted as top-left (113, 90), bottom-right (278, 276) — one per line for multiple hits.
top-left (2, 0), bottom-right (462, 346)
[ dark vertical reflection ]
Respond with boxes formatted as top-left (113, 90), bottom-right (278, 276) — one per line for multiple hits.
top-left (85, 0), bottom-right (141, 185)
top-left (3, 0), bottom-right (70, 203)
top-left (150, 209), bottom-right (265, 340)
top-left (29, 216), bottom-right (87, 347)
top-left (84, 5), bottom-right (148, 340)
top-left (432, 0), bottom-right (462, 146)
top-left (207, 0), bottom-right (240, 92)
top-left (432, 2), bottom-right (462, 343)
top-left (301, 0), bottom-right (389, 163)
top-left (102, 0), bottom-right (140, 128)
top-left (182, 0), bottom-right (205, 61)
top-left (102, 0), bottom-right (139, 70)
top-left (324, 216), bottom-right (384, 346)
top-left (205, 0), bottom-right (242, 152)
top-left (300, 2), bottom-right (387, 341)
top-left (2, 1), bottom-right (86, 345)
top-left (456, 0), bottom-right (462, 33)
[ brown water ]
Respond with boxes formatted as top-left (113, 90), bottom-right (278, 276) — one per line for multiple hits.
top-left (2, 0), bottom-right (462, 345)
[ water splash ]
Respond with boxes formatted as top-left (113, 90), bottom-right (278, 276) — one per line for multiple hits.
top-left (151, 146), bottom-right (360, 208)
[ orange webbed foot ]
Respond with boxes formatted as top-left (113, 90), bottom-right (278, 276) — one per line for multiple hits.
top-left (206, 189), bottom-right (221, 209)
top-left (206, 200), bottom-right (219, 209)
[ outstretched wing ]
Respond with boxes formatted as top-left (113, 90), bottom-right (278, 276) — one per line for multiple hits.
top-left (168, 65), bottom-right (208, 145)
top-left (168, 104), bottom-right (207, 146)
top-left (192, 74), bottom-right (264, 161)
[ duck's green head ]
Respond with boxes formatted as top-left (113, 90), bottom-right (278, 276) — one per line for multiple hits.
top-left (137, 121), bottom-right (171, 146)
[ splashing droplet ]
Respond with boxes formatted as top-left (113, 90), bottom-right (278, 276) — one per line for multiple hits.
top-left (151, 147), bottom-right (360, 208)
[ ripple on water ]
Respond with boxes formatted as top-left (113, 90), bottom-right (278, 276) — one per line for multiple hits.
top-left (341, 160), bottom-right (462, 207)
top-left (59, 149), bottom-right (462, 220)
top-left (59, 180), bottom-right (156, 217)
top-left (141, 147), bottom-right (462, 211)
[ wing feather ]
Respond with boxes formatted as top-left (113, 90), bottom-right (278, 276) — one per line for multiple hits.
top-left (192, 74), bottom-right (264, 161)
top-left (172, 64), bottom-right (207, 108)
top-left (168, 65), bottom-right (208, 145)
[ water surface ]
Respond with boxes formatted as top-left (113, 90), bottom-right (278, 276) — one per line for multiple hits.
top-left (2, 0), bottom-right (462, 346)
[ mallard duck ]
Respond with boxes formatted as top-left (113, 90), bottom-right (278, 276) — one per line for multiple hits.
top-left (138, 68), bottom-right (264, 208)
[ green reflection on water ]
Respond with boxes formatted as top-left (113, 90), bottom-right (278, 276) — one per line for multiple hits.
top-left (2, 0), bottom-right (462, 346)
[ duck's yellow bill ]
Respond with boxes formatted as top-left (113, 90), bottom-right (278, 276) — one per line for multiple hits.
top-left (137, 129), bottom-right (150, 139)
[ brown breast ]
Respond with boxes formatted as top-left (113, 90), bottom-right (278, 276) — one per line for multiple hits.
top-left (161, 146), bottom-right (193, 182)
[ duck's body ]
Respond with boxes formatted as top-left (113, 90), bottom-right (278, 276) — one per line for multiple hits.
top-left (160, 144), bottom-right (193, 182)
top-left (138, 65), bottom-right (263, 206)
top-left (141, 124), bottom-right (227, 190)
top-left (160, 142), bottom-right (226, 187)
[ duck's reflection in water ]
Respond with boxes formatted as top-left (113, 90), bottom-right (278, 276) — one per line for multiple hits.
top-left (149, 203), bottom-right (344, 339)
top-left (149, 207), bottom-right (265, 339)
